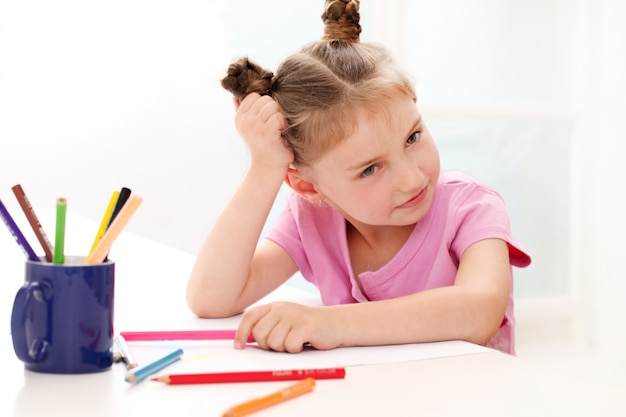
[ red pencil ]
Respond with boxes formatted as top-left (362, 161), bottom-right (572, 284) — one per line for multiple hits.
top-left (151, 368), bottom-right (346, 385)
top-left (120, 330), bottom-right (255, 343)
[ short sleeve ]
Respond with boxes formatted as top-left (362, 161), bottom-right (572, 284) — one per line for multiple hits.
top-left (450, 185), bottom-right (531, 268)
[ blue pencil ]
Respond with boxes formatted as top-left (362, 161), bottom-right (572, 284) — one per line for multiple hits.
top-left (124, 348), bottom-right (183, 384)
top-left (0, 198), bottom-right (40, 262)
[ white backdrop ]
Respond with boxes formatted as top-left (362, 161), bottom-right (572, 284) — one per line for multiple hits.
top-left (1, 0), bottom-right (247, 257)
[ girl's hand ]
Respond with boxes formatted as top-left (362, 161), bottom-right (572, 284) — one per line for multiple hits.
top-left (233, 302), bottom-right (342, 353)
top-left (235, 93), bottom-right (293, 170)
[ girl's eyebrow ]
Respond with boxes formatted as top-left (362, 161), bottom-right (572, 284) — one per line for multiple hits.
top-left (346, 156), bottom-right (380, 173)
top-left (345, 116), bottom-right (421, 173)
top-left (405, 115), bottom-right (422, 138)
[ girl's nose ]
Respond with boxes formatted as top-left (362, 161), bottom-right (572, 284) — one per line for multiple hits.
top-left (395, 157), bottom-right (424, 191)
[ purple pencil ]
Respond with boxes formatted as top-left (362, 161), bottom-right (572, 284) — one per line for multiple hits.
top-left (0, 198), bottom-right (40, 261)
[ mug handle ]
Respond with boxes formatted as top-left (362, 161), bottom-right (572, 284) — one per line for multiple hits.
top-left (11, 281), bottom-right (52, 364)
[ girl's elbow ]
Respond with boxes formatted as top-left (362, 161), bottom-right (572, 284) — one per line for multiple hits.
top-left (186, 286), bottom-right (217, 318)
top-left (467, 311), bottom-right (507, 346)
top-left (186, 291), bottom-right (209, 318)
top-left (466, 326), bottom-right (498, 346)
top-left (187, 300), bottom-right (230, 319)
top-left (186, 288), bottom-right (241, 319)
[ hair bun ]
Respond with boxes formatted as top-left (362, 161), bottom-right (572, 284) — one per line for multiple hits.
top-left (220, 57), bottom-right (274, 101)
top-left (321, 0), bottom-right (361, 43)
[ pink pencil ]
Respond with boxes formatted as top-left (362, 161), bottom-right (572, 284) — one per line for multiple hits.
top-left (120, 330), bottom-right (255, 343)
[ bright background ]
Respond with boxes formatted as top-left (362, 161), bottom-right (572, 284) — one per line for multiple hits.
top-left (1, 0), bottom-right (624, 387)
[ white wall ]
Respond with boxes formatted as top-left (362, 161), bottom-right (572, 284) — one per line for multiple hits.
top-left (584, 0), bottom-right (626, 355)
top-left (0, 0), bottom-right (244, 257)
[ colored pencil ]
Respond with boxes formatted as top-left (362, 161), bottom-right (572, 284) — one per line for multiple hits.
top-left (124, 348), bottom-right (183, 384)
top-left (88, 190), bottom-right (119, 256)
top-left (0, 198), bottom-right (40, 261)
top-left (85, 194), bottom-right (142, 264)
top-left (120, 330), bottom-right (254, 343)
top-left (103, 187), bottom-right (131, 262)
top-left (221, 378), bottom-right (316, 417)
top-left (112, 350), bottom-right (124, 363)
top-left (53, 197), bottom-right (67, 264)
top-left (115, 335), bottom-right (138, 369)
top-left (107, 187), bottom-right (131, 228)
top-left (11, 184), bottom-right (54, 261)
top-left (152, 368), bottom-right (345, 385)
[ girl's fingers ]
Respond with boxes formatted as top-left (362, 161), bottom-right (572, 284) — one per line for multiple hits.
top-left (234, 304), bottom-right (271, 349)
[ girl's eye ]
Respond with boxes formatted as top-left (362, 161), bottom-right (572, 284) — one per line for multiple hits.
top-left (406, 132), bottom-right (420, 147)
top-left (361, 165), bottom-right (378, 177)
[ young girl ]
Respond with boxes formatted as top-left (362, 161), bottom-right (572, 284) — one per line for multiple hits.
top-left (187, 0), bottom-right (531, 355)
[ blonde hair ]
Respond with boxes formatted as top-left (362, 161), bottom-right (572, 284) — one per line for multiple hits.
top-left (221, 0), bottom-right (416, 166)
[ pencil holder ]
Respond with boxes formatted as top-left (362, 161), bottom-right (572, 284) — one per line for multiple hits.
top-left (10, 256), bottom-right (115, 374)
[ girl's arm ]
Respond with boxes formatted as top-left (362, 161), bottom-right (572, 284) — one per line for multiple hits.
top-left (186, 94), bottom-right (297, 318)
top-left (335, 238), bottom-right (512, 346)
top-left (233, 238), bottom-right (512, 351)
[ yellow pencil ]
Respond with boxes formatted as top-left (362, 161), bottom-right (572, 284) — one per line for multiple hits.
top-left (88, 191), bottom-right (119, 256)
top-left (85, 194), bottom-right (142, 264)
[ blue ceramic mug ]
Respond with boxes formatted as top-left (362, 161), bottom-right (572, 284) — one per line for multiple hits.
top-left (11, 256), bottom-right (115, 374)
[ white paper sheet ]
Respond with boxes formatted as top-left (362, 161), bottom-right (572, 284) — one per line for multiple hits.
top-left (125, 339), bottom-right (491, 375)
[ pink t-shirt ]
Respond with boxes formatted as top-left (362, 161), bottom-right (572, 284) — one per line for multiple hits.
top-left (265, 170), bottom-right (531, 354)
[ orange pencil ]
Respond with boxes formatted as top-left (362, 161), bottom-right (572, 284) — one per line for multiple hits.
top-left (221, 378), bottom-right (316, 417)
top-left (85, 194), bottom-right (142, 264)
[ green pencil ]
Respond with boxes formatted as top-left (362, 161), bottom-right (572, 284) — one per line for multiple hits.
top-left (53, 198), bottom-right (67, 264)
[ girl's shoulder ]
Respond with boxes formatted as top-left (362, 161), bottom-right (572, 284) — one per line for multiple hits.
top-left (436, 170), bottom-right (504, 206)
top-left (283, 192), bottom-right (345, 231)
top-left (438, 170), bottom-right (498, 191)
top-left (436, 170), bottom-right (531, 268)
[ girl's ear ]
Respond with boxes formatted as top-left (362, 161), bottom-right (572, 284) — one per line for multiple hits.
top-left (285, 167), bottom-right (323, 202)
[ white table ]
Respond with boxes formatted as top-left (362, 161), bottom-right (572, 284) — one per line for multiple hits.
top-left (2, 211), bottom-right (625, 416)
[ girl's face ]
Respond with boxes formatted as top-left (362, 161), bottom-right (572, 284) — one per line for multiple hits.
top-left (308, 93), bottom-right (440, 228)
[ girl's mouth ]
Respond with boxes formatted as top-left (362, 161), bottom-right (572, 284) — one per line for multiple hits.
top-left (397, 187), bottom-right (427, 209)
